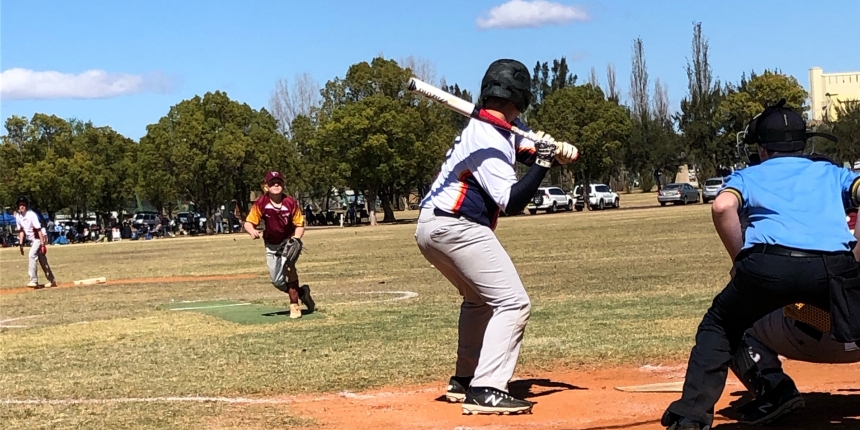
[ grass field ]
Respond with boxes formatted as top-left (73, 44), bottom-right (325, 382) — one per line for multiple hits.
top-left (0, 194), bottom-right (733, 429)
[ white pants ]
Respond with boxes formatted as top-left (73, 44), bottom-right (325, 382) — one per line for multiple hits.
top-left (265, 242), bottom-right (298, 291)
top-left (28, 239), bottom-right (55, 285)
top-left (415, 209), bottom-right (531, 392)
top-left (747, 310), bottom-right (860, 368)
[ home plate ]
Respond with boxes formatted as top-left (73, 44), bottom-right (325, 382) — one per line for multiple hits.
top-left (614, 381), bottom-right (684, 392)
top-left (74, 277), bottom-right (107, 286)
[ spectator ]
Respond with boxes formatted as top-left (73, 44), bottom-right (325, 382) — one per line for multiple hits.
top-left (214, 209), bottom-right (223, 234)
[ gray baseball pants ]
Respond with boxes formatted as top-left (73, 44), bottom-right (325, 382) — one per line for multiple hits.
top-left (744, 310), bottom-right (860, 387)
top-left (266, 242), bottom-right (298, 291)
top-left (415, 209), bottom-right (531, 392)
top-left (28, 239), bottom-right (55, 285)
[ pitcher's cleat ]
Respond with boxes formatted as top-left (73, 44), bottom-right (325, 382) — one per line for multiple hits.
top-left (462, 386), bottom-right (533, 415)
top-left (289, 303), bottom-right (302, 319)
top-left (300, 284), bottom-right (315, 313)
top-left (445, 376), bottom-right (472, 403)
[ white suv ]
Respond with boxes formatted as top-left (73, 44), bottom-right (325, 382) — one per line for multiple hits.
top-left (527, 187), bottom-right (574, 214)
top-left (574, 183), bottom-right (620, 211)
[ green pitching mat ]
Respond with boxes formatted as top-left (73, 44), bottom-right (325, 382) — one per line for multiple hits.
top-left (160, 300), bottom-right (324, 325)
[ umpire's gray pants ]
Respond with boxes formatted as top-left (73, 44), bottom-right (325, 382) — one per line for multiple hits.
top-left (744, 310), bottom-right (860, 387)
top-left (415, 209), bottom-right (530, 392)
top-left (28, 239), bottom-right (55, 285)
top-left (266, 243), bottom-right (298, 291)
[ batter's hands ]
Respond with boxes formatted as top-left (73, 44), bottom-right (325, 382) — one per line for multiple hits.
top-left (554, 142), bottom-right (579, 164)
top-left (534, 139), bottom-right (557, 168)
top-left (40, 244), bottom-right (47, 255)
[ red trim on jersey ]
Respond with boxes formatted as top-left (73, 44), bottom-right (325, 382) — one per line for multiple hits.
top-left (452, 170), bottom-right (472, 212)
top-left (490, 207), bottom-right (501, 231)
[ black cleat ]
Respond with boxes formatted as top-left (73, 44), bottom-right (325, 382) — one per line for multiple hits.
top-left (738, 379), bottom-right (804, 425)
top-left (662, 412), bottom-right (710, 430)
top-left (300, 284), bottom-right (315, 313)
top-left (462, 386), bottom-right (533, 415)
top-left (445, 376), bottom-right (472, 403)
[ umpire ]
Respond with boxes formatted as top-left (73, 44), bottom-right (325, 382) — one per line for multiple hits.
top-left (662, 99), bottom-right (860, 430)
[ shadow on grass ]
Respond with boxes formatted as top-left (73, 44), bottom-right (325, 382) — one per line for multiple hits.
top-left (261, 309), bottom-right (315, 316)
top-left (714, 391), bottom-right (860, 429)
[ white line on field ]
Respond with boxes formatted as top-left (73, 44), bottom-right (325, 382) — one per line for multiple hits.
top-left (0, 388), bottom-right (438, 406)
top-left (319, 290), bottom-right (419, 305)
top-left (170, 303), bottom-right (251, 311)
top-left (0, 315), bottom-right (43, 329)
top-left (0, 315), bottom-right (42, 324)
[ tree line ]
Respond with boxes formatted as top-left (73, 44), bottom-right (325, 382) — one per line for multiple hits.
top-left (2, 22), bottom-right (859, 228)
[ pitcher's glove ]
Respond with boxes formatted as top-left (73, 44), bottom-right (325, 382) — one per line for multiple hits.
top-left (280, 237), bottom-right (303, 264)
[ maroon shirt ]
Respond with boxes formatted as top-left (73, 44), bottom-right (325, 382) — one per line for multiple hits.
top-left (246, 194), bottom-right (304, 245)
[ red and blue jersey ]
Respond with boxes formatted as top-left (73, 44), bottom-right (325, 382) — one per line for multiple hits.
top-left (420, 118), bottom-right (538, 230)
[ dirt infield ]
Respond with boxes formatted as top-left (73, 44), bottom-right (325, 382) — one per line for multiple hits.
top-left (289, 360), bottom-right (860, 429)
top-left (0, 274), bottom-right (259, 295)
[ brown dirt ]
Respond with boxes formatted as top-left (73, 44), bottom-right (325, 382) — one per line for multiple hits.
top-left (288, 360), bottom-right (860, 430)
top-left (0, 274), bottom-right (259, 295)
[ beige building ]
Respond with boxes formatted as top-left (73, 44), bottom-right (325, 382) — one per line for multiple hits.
top-left (809, 67), bottom-right (860, 122)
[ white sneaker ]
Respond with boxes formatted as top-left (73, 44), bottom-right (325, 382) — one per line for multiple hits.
top-left (26, 282), bottom-right (38, 288)
top-left (45, 280), bottom-right (57, 288)
top-left (290, 303), bottom-right (302, 319)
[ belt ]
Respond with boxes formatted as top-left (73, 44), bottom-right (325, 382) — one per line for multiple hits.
top-left (744, 244), bottom-right (851, 258)
top-left (433, 208), bottom-right (460, 219)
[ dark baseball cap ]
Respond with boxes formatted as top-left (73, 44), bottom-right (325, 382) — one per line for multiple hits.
top-left (264, 171), bottom-right (284, 184)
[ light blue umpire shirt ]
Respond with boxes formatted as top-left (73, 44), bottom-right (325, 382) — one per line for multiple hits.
top-left (720, 156), bottom-right (860, 253)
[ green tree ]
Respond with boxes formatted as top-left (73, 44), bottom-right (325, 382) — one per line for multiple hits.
top-left (816, 101), bottom-right (860, 164)
top-left (532, 84), bottom-right (632, 186)
top-left (716, 70), bottom-right (809, 164)
top-left (139, 91), bottom-right (292, 227)
top-left (315, 57), bottom-right (457, 225)
top-left (676, 22), bottom-right (724, 180)
top-left (74, 125), bottom-right (138, 224)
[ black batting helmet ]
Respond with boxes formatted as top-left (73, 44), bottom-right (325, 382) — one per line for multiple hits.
top-left (479, 59), bottom-right (532, 113)
top-left (16, 196), bottom-right (29, 207)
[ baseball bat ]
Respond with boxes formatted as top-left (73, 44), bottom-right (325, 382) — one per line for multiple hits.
top-left (405, 77), bottom-right (579, 162)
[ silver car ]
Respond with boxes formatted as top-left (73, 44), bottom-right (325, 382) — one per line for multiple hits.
top-left (702, 177), bottom-right (726, 203)
top-left (657, 183), bottom-right (700, 206)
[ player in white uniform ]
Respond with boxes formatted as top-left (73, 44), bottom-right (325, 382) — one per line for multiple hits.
top-left (415, 59), bottom-right (575, 415)
top-left (14, 196), bottom-right (56, 288)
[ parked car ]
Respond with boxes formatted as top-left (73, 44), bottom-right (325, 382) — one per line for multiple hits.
top-left (527, 187), bottom-right (574, 214)
top-left (701, 177), bottom-right (726, 203)
top-left (175, 212), bottom-right (207, 233)
top-left (657, 183), bottom-right (700, 206)
top-left (573, 183), bottom-right (620, 211)
top-left (132, 211), bottom-right (161, 230)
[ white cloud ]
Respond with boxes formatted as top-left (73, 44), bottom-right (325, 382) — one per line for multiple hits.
top-left (0, 68), bottom-right (177, 100)
top-left (477, 0), bottom-right (588, 30)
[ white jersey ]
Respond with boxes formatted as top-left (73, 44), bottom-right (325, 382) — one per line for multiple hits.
top-left (15, 210), bottom-right (43, 242)
top-left (421, 118), bottom-right (537, 229)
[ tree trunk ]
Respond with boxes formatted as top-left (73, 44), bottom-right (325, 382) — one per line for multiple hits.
top-left (381, 195), bottom-right (396, 222)
top-left (367, 188), bottom-right (378, 226)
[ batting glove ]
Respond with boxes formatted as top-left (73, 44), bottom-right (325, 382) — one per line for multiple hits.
top-left (555, 142), bottom-right (579, 164)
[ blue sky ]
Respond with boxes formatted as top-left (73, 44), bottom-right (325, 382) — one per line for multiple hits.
top-left (2, 0), bottom-right (858, 140)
